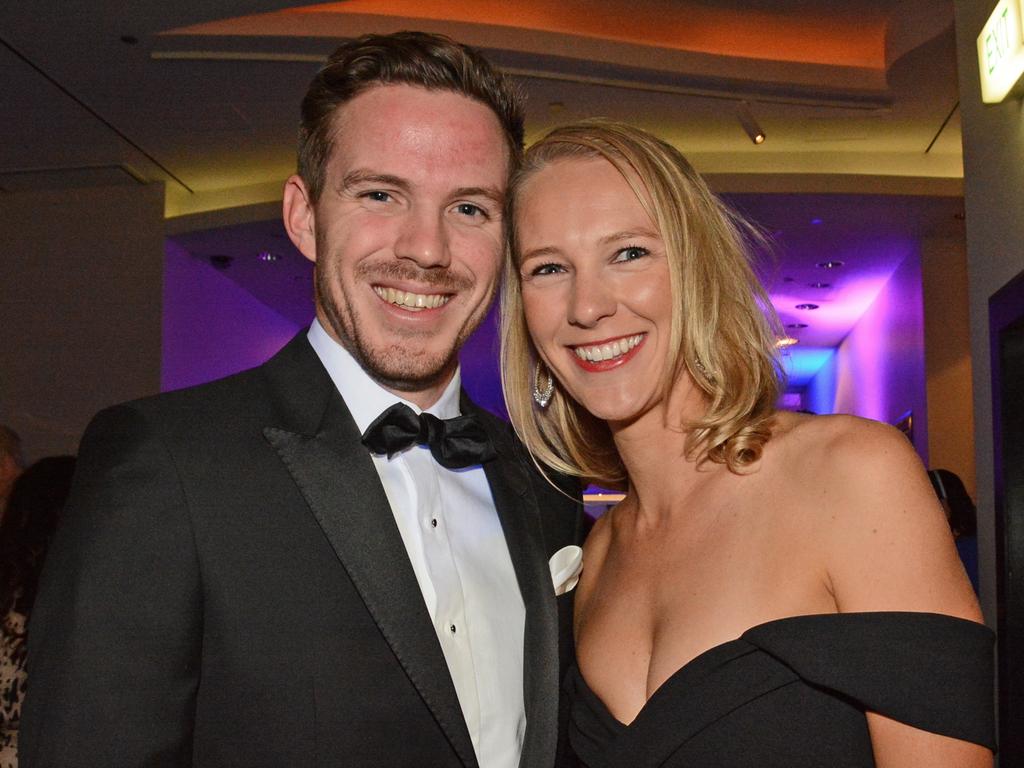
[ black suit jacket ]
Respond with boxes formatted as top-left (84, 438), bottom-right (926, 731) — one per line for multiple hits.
top-left (21, 333), bottom-right (584, 767)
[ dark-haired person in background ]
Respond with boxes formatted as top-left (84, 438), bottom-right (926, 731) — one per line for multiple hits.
top-left (1, 456), bottom-right (76, 768)
top-left (21, 32), bottom-right (581, 768)
top-left (929, 468), bottom-right (980, 595)
top-left (0, 427), bottom-right (24, 522)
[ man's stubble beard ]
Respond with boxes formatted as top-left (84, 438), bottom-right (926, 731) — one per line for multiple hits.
top-left (314, 256), bottom-right (496, 394)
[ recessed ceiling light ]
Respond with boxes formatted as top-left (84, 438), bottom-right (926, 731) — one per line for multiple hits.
top-left (776, 337), bottom-right (799, 348)
top-left (258, 250), bottom-right (281, 262)
top-left (786, 322), bottom-right (809, 329)
top-left (811, 218), bottom-right (823, 225)
top-left (736, 101), bottom-right (765, 145)
top-left (795, 303), bottom-right (819, 310)
top-left (808, 282), bottom-right (831, 288)
top-left (816, 260), bottom-right (844, 269)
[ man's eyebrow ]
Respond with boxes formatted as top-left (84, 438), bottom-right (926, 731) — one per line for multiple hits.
top-left (339, 171), bottom-right (410, 192)
top-left (453, 186), bottom-right (506, 206)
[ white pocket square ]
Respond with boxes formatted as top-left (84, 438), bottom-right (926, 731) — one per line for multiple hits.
top-left (549, 545), bottom-right (583, 596)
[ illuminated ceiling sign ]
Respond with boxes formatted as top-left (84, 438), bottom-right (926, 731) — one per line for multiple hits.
top-left (978, 0), bottom-right (1024, 103)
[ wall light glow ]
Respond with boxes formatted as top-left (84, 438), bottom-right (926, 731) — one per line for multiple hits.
top-left (780, 346), bottom-right (835, 388)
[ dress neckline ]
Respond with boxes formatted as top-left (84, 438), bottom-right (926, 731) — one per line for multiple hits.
top-left (572, 610), bottom-right (989, 730)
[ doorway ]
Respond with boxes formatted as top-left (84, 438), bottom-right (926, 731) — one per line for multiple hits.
top-left (990, 268), bottom-right (1024, 761)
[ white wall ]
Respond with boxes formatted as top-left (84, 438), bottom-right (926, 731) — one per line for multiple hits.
top-left (922, 235), bottom-right (976, 496)
top-left (0, 183), bottom-right (164, 460)
top-left (954, 0), bottom-right (1024, 629)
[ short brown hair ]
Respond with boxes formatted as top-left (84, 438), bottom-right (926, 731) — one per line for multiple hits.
top-left (298, 31), bottom-right (525, 202)
top-left (502, 120), bottom-right (783, 484)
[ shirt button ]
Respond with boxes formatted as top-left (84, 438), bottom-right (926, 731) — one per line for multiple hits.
top-left (431, 518), bottom-right (438, 528)
top-left (449, 624), bottom-right (457, 635)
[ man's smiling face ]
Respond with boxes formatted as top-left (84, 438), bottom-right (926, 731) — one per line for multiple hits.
top-left (285, 83), bottom-right (510, 401)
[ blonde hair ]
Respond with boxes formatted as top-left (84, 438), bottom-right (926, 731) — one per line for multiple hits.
top-left (501, 120), bottom-right (783, 485)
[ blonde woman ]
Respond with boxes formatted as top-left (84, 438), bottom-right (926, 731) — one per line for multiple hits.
top-left (501, 121), bottom-right (994, 768)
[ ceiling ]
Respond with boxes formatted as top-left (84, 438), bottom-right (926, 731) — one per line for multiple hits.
top-left (0, 0), bottom-right (967, 389)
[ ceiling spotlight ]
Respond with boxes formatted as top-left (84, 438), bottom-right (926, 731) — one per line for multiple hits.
top-left (258, 250), bottom-right (281, 262)
top-left (816, 260), bottom-right (844, 269)
top-left (736, 101), bottom-right (765, 145)
top-left (795, 303), bottom-right (819, 310)
top-left (776, 337), bottom-right (799, 348)
top-left (808, 282), bottom-right (831, 288)
top-left (786, 322), bottom-right (809, 329)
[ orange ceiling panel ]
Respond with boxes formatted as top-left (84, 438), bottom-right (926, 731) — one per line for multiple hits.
top-left (286, 0), bottom-right (888, 69)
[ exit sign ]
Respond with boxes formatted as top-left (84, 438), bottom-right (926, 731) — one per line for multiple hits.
top-left (978, 0), bottom-right (1024, 103)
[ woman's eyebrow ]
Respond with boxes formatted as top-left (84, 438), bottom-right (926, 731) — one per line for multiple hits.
top-left (598, 228), bottom-right (659, 245)
top-left (518, 245), bottom-right (560, 263)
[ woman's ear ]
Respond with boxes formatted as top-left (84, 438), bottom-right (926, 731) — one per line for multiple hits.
top-left (282, 175), bottom-right (317, 263)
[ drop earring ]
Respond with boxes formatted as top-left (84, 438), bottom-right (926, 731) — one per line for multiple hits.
top-left (533, 361), bottom-right (554, 408)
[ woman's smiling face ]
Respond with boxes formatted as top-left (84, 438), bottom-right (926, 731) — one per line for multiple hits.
top-left (515, 156), bottom-right (676, 424)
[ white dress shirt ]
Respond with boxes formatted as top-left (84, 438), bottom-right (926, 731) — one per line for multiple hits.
top-left (308, 320), bottom-right (526, 768)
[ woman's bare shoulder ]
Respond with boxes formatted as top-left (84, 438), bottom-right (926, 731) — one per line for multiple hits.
top-left (772, 410), bottom-right (902, 452)
top-left (767, 412), bottom-right (919, 489)
top-left (769, 412), bottom-right (980, 618)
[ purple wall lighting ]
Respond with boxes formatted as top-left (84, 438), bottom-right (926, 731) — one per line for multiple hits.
top-left (458, 302), bottom-right (507, 419)
top-left (779, 392), bottom-right (803, 410)
top-left (769, 259), bottom-right (908, 350)
top-left (162, 239), bottom-right (302, 392)
top-left (829, 251), bottom-right (927, 458)
top-left (804, 348), bottom-right (839, 415)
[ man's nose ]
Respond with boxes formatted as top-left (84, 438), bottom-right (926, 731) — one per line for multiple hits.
top-left (394, 209), bottom-right (450, 269)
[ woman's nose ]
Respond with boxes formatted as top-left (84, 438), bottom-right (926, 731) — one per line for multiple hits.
top-left (567, 269), bottom-right (616, 328)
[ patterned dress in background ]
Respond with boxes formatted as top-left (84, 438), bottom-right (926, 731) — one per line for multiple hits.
top-left (1, 607), bottom-right (27, 768)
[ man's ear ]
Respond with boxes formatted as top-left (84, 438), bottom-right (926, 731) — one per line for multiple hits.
top-left (282, 175), bottom-right (317, 263)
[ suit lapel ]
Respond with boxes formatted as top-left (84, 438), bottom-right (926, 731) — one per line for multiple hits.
top-left (260, 335), bottom-right (478, 768)
top-left (465, 398), bottom-right (559, 768)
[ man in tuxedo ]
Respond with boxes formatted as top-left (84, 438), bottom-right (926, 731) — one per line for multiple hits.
top-left (21, 32), bottom-right (583, 768)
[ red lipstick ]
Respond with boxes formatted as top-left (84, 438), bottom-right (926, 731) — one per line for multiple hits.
top-left (569, 335), bottom-right (646, 373)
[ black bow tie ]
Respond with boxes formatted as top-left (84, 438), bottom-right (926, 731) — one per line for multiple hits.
top-left (361, 403), bottom-right (496, 470)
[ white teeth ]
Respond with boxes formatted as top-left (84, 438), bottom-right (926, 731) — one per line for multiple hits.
top-left (373, 286), bottom-right (450, 311)
top-left (573, 334), bottom-right (645, 362)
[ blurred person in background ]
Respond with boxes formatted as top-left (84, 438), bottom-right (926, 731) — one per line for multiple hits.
top-left (1, 456), bottom-right (76, 768)
top-left (0, 427), bottom-right (25, 522)
top-left (929, 468), bottom-right (980, 595)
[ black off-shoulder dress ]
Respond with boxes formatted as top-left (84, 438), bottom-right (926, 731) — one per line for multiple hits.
top-left (566, 612), bottom-right (995, 768)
